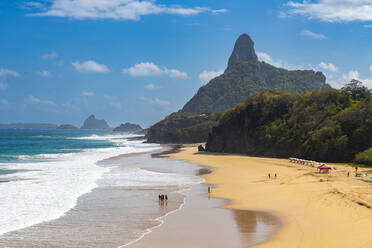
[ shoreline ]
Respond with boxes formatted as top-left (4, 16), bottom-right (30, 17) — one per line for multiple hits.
top-left (169, 145), bottom-right (372, 248)
top-left (127, 148), bottom-right (281, 248)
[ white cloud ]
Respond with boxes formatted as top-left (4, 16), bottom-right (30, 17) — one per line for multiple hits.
top-left (72, 60), bottom-right (109, 73)
top-left (123, 62), bottom-right (187, 79)
top-left (104, 94), bottom-right (116, 100)
top-left (41, 52), bottom-right (57, 59)
top-left (0, 83), bottom-right (8, 91)
top-left (146, 83), bottom-right (158, 89)
top-left (325, 69), bottom-right (372, 89)
top-left (370, 66), bottom-right (372, 72)
top-left (300, 30), bottom-right (326, 39)
top-left (28, 0), bottom-right (228, 20)
top-left (257, 52), bottom-right (312, 70)
top-left (0, 68), bottom-right (20, 78)
top-left (28, 95), bottom-right (57, 106)
top-left (257, 52), bottom-right (273, 64)
top-left (140, 96), bottom-right (170, 106)
top-left (199, 69), bottom-right (224, 83)
top-left (110, 102), bottom-right (122, 109)
top-left (37, 70), bottom-right (51, 77)
top-left (82, 91), bottom-right (94, 97)
top-left (0, 68), bottom-right (20, 91)
top-left (319, 62), bottom-right (339, 72)
top-left (286, 0), bottom-right (372, 22)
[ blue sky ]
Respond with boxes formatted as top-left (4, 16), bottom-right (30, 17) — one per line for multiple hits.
top-left (1, 0), bottom-right (372, 127)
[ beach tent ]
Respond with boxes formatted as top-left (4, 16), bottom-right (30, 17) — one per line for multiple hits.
top-left (317, 164), bottom-right (332, 174)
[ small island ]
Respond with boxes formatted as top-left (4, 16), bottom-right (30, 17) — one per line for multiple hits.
top-left (113, 123), bottom-right (143, 133)
top-left (56, 124), bottom-right (78, 130)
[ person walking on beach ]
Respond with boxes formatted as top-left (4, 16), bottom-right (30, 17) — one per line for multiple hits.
top-left (165, 195), bottom-right (168, 201)
top-left (268, 173), bottom-right (271, 179)
top-left (208, 186), bottom-right (211, 193)
top-left (347, 171), bottom-right (350, 177)
top-left (275, 173), bottom-right (277, 179)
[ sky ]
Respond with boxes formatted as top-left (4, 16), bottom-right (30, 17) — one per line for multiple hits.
top-left (1, 0), bottom-right (372, 127)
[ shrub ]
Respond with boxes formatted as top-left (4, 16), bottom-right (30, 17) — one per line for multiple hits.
top-left (354, 148), bottom-right (372, 166)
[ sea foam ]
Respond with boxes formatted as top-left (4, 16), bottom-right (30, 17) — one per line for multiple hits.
top-left (0, 134), bottom-right (161, 235)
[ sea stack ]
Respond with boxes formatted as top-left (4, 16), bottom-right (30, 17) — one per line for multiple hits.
top-left (81, 114), bottom-right (111, 130)
top-left (227, 33), bottom-right (258, 68)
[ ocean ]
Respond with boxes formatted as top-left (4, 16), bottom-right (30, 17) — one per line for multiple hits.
top-left (0, 129), bottom-right (204, 247)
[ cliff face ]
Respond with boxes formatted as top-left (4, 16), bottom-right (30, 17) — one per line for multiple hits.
top-left (113, 123), bottom-right (142, 132)
top-left (81, 115), bottom-right (111, 130)
top-left (227, 33), bottom-right (258, 68)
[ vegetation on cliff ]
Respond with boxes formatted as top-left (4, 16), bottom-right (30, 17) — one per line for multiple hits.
top-left (147, 33), bottom-right (330, 143)
top-left (206, 80), bottom-right (372, 163)
top-left (146, 112), bottom-right (220, 143)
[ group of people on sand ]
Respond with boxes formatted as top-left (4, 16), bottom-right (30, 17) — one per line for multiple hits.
top-left (268, 173), bottom-right (277, 179)
top-left (158, 194), bottom-right (168, 202)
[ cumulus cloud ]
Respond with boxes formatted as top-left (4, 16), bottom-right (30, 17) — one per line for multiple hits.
top-left (199, 69), bottom-right (224, 83)
top-left (257, 52), bottom-right (312, 70)
top-left (319, 62), bottom-right (339, 72)
top-left (300, 30), bottom-right (326, 39)
top-left (28, 95), bottom-right (57, 106)
top-left (146, 83), bottom-right (158, 89)
top-left (82, 91), bottom-right (94, 97)
top-left (324, 69), bottom-right (372, 89)
top-left (0, 68), bottom-right (20, 91)
top-left (123, 62), bottom-right (187, 79)
top-left (37, 70), bottom-right (51, 77)
top-left (257, 52), bottom-right (273, 64)
top-left (140, 96), bottom-right (170, 106)
top-left (27, 0), bottom-right (228, 20)
top-left (41, 52), bottom-right (57, 59)
top-left (0, 68), bottom-right (21, 78)
top-left (286, 0), bottom-right (372, 22)
top-left (72, 60), bottom-right (109, 73)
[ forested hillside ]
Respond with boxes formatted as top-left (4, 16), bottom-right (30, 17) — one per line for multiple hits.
top-left (206, 80), bottom-right (372, 163)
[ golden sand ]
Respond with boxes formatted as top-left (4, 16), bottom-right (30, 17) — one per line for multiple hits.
top-left (170, 146), bottom-right (372, 248)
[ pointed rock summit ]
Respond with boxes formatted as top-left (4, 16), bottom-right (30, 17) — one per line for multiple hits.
top-left (81, 114), bottom-right (111, 130)
top-left (227, 33), bottom-right (258, 68)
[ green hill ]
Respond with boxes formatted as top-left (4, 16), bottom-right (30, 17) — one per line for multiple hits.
top-left (181, 61), bottom-right (328, 114)
top-left (206, 80), bottom-right (372, 163)
top-left (147, 33), bottom-right (330, 143)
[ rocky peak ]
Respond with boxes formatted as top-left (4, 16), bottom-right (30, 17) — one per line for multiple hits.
top-left (81, 114), bottom-right (111, 130)
top-left (227, 33), bottom-right (258, 68)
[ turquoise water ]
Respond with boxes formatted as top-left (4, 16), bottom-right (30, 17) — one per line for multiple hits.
top-left (0, 129), bottom-right (115, 163)
top-left (0, 129), bottom-right (163, 236)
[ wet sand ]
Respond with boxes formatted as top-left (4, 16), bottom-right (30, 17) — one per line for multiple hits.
top-left (129, 184), bottom-right (280, 248)
top-left (170, 146), bottom-right (372, 248)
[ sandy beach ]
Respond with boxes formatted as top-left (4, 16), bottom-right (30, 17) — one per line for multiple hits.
top-left (168, 146), bottom-right (372, 248)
